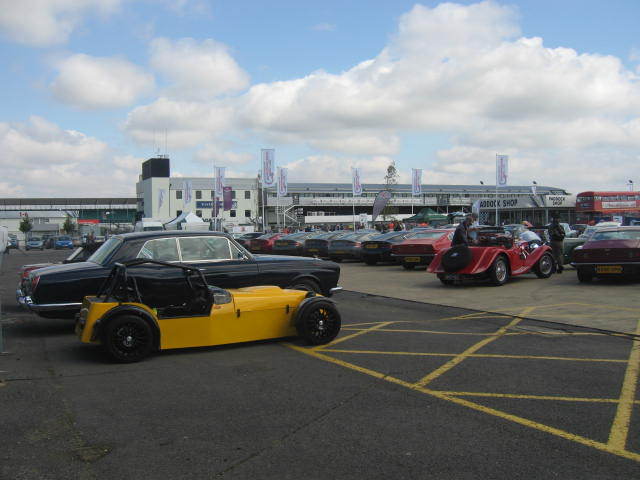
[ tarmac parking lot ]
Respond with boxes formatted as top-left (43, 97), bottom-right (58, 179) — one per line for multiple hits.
top-left (1, 250), bottom-right (639, 479)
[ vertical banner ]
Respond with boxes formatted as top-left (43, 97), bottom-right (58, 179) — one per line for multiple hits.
top-left (352, 167), bottom-right (363, 196)
top-left (496, 155), bottom-right (509, 186)
top-left (223, 186), bottom-right (233, 211)
top-left (214, 166), bottom-right (226, 196)
top-left (371, 190), bottom-right (392, 223)
top-left (531, 183), bottom-right (537, 196)
top-left (184, 180), bottom-right (193, 205)
top-left (261, 149), bottom-right (275, 187)
top-left (158, 188), bottom-right (166, 213)
top-left (411, 168), bottom-right (422, 196)
top-left (277, 167), bottom-right (288, 196)
top-left (471, 200), bottom-right (481, 217)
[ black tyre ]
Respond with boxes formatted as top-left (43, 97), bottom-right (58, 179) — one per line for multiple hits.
top-left (329, 257), bottom-right (342, 263)
top-left (364, 258), bottom-right (377, 266)
top-left (288, 278), bottom-right (322, 294)
top-left (488, 255), bottom-right (509, 286)
top-left (103, 315), bottom-right (154, 363)
top-left (441, 245), bottom-right (472, 273)
top-left (295, 298), bottom-right (341, 345)
top-left (402, 263), bottom-right (415, 270)
top-left (437, 273), bottom-right (454, 285)
top-left (577, 268), bottom-right (593, 283)
top-left (533, 253), bottom-right (554, 279)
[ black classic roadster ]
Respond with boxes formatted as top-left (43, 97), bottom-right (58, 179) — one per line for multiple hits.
top-left (17, 231), bottom-right (341, 319)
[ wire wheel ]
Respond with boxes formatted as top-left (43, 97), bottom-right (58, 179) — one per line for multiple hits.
top-left (489, 256), bottom-right (509, 286)
top-left (104, 315), bottom-right (154, 363)
top-left (296, 299), bottom-right (341, 345)
top-left (534, 253), bottom-right (554, 278)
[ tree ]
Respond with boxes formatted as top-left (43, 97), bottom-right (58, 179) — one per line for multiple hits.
top-left (19, 214), bottom-right (32, 238)
top-left (62, 215), bottom-right (75, 234)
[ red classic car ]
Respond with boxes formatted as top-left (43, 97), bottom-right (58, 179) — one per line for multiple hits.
top-left (571, 226), bottom-right (640, 282)
top-left (427, 227), bottom-right (555, 286)
top-left (248, 233), bottom-right (283, 253)
top-left (391, 229), bottom-right (454, 270)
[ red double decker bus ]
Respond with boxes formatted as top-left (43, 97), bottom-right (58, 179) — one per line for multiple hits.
top-left (576, 191), bottom-right (640, 225)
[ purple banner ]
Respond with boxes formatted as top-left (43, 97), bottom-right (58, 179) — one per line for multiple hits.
top-left (223, 186), bottom-right (233, 211)
top-left (371, 190), bottom-right (392, 223)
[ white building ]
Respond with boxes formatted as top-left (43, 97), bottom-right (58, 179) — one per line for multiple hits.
top-left (0, 211), bottom-right (68, 240)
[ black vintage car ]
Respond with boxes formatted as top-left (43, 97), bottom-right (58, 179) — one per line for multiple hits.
top-left (17, 231), bottom-right (341, 319)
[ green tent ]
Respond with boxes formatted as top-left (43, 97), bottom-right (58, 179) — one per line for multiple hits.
top-left (404, 208), bottom-right (448, 224)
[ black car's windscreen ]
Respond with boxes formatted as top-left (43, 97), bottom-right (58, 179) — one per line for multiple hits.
top-left (590, 231), bottom-right (640, 241)
top-left (407, 231), bottom-right (448, 239)
top-left (88, 237), bottom-right (123, 265)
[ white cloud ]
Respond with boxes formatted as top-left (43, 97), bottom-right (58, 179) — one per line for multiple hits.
top-left (51, 54), bottom-right (155, 109)
top-left (312, 23), bottom-right (335, 32)
top-left (150, 37), bottom-right (250, 101)
top-left (283, 155), bottom-right (400, 183)
top-left (194, 144), bottom-right (252, 165)
top-left (0, 116), bottom-right (140, 196)
top-left (0, 0), bottom-right (123, 47)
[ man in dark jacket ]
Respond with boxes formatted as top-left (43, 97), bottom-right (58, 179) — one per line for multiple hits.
top-left (452, 215), bottom-right (473, 247)
top-left (548, 216), bottom-right (565, 273)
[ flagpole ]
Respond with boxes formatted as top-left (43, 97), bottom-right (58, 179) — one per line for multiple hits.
top-left (495, 154), bottom-right (499, 226)
top-left (352, 196), bottom-right (356, 231)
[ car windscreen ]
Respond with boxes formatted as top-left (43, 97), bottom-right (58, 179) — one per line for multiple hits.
top-left (88, 237), bottom-right (123, 265)
top-left (30, 237), bottom-right (41, 241)
top-left (257, 233), bottom-right (279, 240)
top-left (371, 232), bottom-right (407, 240)
top-left (58, 236), bottom-right (71, 240)
top-left (590, 231), bottom-right (640, 241)
top-left (407, 231), bottom-right (447, 239)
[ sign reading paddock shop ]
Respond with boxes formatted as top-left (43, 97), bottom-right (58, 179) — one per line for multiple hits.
top-left (479, 195), bottom-right (575, 210)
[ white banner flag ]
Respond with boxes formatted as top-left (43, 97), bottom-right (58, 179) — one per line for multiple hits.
top-left (184, 180), bottom-right (193, 205)
top-left (158, 188), bottom-right (166, 213)
top-left (261, 149), bottom-right (275, 187)
top-left (352, 167), bottom-right (363, 196)
top-left (215, 166), bottom-right (226, 196)
top-left (531, 183), bottom-right (537, 196)
top-left (496, 154), bottom-right (509, 187)
top-left (411, 168), bottom-right (422, 196)
top-left (277, 167), bottom-right (288, 196)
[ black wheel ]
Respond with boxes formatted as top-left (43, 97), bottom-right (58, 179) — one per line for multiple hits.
top-left (402, 263), bottom-right (415, 270)
top-left (329, 257), bottom-right (342, 263)
top-left (533, 253), bottom-right (554, 279)
top-left (437, 273), bottom-right (454, 285)
top-left (488, 255), bottom-right (509, 286)
top-left (103, 315), bottom-right (154, 363)
top-left (577, 268), bottom-right (593, 283)
top-left (295, 299), bottom-right (341, 345)
top-left (364, 258), bottom-right (377, 266)
top-left (441, 245), bottom-right (472, 272)
top-left (288, 278), bottom-right (321, 294)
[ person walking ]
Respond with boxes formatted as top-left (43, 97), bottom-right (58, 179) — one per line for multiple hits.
top-left (548, 216), bottom-right (565, 273)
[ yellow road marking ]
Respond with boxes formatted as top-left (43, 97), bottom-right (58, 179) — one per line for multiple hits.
top-left (341, 327), bottom-right (614, 337)
top-left (321, 348), bottom-right (628, 363)
top-left (413, 307), bottom-right (534, 388)
top-left (313, 321), bottom-right (394, 350)
top-left (608, 320), bottom-right (640, 450)
top-left (286, 343), bottom-right (640, 463)
top-left (436, 390), bottom-right (640, 404)
top-left (340, 327), bottom-right (500, 336)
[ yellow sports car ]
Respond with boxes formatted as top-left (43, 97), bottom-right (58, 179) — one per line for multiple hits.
top-left (75, 259), bottom-right (341, 362)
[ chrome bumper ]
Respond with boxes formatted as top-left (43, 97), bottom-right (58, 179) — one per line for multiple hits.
top-left (329, 286), bottom-right (343, 295)
top-left (16, 287), bottom-right (81, 312)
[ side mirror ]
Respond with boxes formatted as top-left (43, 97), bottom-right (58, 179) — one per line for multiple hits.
top-left (210, 287), bottom-right (232, 304)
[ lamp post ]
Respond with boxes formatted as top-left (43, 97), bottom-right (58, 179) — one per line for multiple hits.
top-left (628, 180), bottom-right (634, 192)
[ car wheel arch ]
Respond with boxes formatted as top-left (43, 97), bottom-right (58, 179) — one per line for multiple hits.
top-left (94, 305), bottom-right (161, 349)
top-left (286, 275), bottom-right (322, 294)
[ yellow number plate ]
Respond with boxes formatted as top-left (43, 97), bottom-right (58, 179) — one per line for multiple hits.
top-left (334, 250), bottom-right (346, 254)
top-left (596, 265), bottom-right (623, 274)
top-left (365, 244), bottom-right (378, 249)
top-left (405, 257), bottom-right (421, 262)
top-left (308, 248), bottom-right (319, 252)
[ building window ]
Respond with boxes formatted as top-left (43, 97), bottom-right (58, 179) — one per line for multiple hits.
top-left (244, 190), bottom-right (251, 199)
top-left (176, 210), bottom-right (182, 216)
top-left (176, 190), bottom-right (182, 200)
top-left (231, 190), bottom-right (236, 199)
top-left (230, 210), bottom-right (236, 217)
top-left (196, 210), bottom-right (202, 217)
top-left (196, 190), bottom-right (202, 199)
top-left (244, 210), bottom-right (251, 218)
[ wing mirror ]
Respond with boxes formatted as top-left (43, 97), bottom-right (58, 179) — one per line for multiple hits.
top-left (210, 287), bottom-right (232, 304)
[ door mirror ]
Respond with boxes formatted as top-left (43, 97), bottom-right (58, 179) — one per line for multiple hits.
top-left (209, 287), bottom-right (232, 304)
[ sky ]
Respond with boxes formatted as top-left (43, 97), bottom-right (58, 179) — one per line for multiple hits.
top-left (0, 0), bottom-right (639, 197)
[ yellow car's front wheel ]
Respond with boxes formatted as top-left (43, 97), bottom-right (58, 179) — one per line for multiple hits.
top-left (295, 298), bottom-right (341, 346)
top-left (103, 315), bottom-right (155, 363)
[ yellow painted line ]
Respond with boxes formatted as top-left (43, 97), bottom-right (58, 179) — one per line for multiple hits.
top-left (608, 319), bottom-right (640, 450)
top-left (434, 312), bottom-right (514, 322)
top-left (341, 327), bottom-right (614, 337)
top-left (340, 327), bottom-right (498, 336)
top-left (413, 307), bottom-right (534, 388)
top-left (313, 321), bottom-right (394, 350)
top-left (343, 321), bottom-right (390, 327)
top-left (436, 390), bottom-right (640, 404)
top-left (321, 348), bottom-right (628, 363)
top-left (286, 343), bottom-right (640, 463)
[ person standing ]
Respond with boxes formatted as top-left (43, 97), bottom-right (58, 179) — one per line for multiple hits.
top-left (451, 215), bottom-right (473, 247)
top-left (548, 216), bottom-right (565, 273)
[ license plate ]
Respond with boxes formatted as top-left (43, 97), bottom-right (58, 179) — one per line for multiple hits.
top-left (446, 274), bottom-right (457, 280)
top-left (308, 248), bottom-right (319, 252)
top-left (365, 244), bottom-right (378, 249)
top-left (596, 265), bottom-right (623, 274)
top-left (405, 257), bottom-right (421, 262)
top-left (334, 250), bottom-right (346, 254)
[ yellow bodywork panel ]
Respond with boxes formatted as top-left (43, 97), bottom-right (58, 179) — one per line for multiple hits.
top-left (78, 286), bottom-right (310, 351)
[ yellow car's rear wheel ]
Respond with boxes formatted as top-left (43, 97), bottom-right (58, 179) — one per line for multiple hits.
top-left (295, 299), bottom-right (341, 345)
top-left (103, 315), bottom-right (154, 363)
